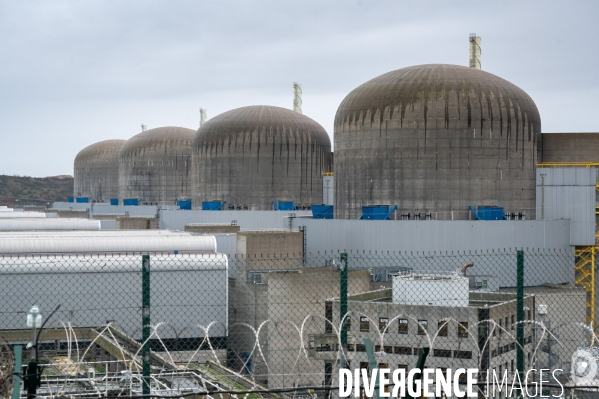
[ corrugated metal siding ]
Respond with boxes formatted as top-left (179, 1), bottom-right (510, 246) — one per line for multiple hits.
top-left (0, 254), bottom-right (227, 338)
top-left (536, 168), bottom-right (596, 245)
top-left (159, 210), bottom-right (312, 231)
top-left (299, 219), bottom-right (571, 254)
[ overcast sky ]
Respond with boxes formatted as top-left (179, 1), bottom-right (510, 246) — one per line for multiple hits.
top-left (1, 0), bottom-right (597, 177)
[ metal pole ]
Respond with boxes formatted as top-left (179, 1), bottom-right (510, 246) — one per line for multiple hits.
top-left (142, 255), bottom-right (151, 398)
top-left (541, 174), bottom-right (546, 220)
top-left (26, 324), bottom-right (38, 399)
top-left (516, 250), bottom-right (524, 383)
top-left (12, 345), bottom-right (22, 399)
top-left (340, 252), bottom-right (348, 368)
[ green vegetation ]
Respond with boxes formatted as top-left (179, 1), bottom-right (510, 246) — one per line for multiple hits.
top-left (0, 174), bottom-right (73, 207)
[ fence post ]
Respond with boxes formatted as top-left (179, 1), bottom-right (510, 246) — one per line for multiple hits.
top-left (340, 252), bottom-right (348, 368)
top-left (142, 255), bottom-right (151, 397)
top-left (516, 250), bottom-right (524, 383)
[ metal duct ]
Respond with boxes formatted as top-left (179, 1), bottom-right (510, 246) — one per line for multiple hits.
top-left (293, 82), bottom-right (302, 113)
top-left (0, 253), bottom-right (227, 273)
top-left (200, 108), bottom-right (207, 127)
top-left (0, 234), bottom-right (217, 254)
top-left (469, 33), bottom-right (481, 69)
top-left (0, 212), bottom-right (46, 218)
top-left (0, 218), bottom-right (99, 231)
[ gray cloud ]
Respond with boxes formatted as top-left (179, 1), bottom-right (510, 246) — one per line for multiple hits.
top-left (0, 0), bottom-right (597, 176)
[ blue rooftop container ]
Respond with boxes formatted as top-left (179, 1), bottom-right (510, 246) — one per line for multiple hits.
top-left (67, 197), bottom-right (74, 203)
top-left (178, 199), bottom-right (192, 210)
top-left (75, 197), bottom-right (90, 203)
top-left (202, 200), bottom-right (226, 210)
top-left (123, 198), bottom-right (140, 206)
top-left (469, 205), bottom-right (507, 220)
top-left (272, 201), bottom-right (296, 211)
top-left (110, 198), bottom-right (119, 206)
top-left (312, 204), bottom-right (333, 219)
top-left (359, 205), bottom-right (398, 220)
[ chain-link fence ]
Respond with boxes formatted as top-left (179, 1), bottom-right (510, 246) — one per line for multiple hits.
top-left (1, 249), bottom-right (598, 398)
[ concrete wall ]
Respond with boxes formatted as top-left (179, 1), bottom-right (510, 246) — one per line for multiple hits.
top-left (541, 133), bottom-right (599, 163)
top-left (74, 139), bottom-right (124, 201)
top-left (266, 267), bottom-right (371, 388)
top-left (185, 225), bottom-right (241, 234)
top-left (56, 210), bottom-right (88, 218)
top-left (334, 65), bottom-right (541, 220)
top-left (116, 217), bottom-right (158, 230)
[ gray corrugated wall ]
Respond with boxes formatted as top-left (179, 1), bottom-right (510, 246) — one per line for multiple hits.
top-left (536, 167), bottom-right (596, 246)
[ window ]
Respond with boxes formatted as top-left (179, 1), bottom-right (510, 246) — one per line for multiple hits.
top-left (511, 315), bottom-right (515, 330)
top-left (491, 349), bottom-right (497, 358)
top-left (378, 363), bottom-right (389, 370)
top-left (458, 322), bottom-right (469, 338)
top-left (433, 349), bottom-right (452, 358)
top-left (343, 316), bottom-right (351, 331)
top-left (398, 319), bottom-right (408, 334)
top-left (324, 363), bottom-right (333, 390)
top-left (356, 344), bottom-right (366, 352)
top-left (437, 321), bottom-right (448, 337)
top-left (325, 302), bottom-right (332, 333)
top-left (417, 320), bottom-right (428, 335)
top-left (360, 316), bottom-right (370, 332)
top-left (499, 319), bottom-right (503, 335)
top-left (379, 317), bottom-right (389, 331)
top-left (394, 346), bottom-right (412, 355)
top-left (347, 344), bottom-right (355, 351)
top-left (397, 364), bottom-right (407, 371)
top-left (360, 362), bottom-right (369, 375)
top-left (454, 350), bottom-right (472, 359)
top-left (505, 317), bottom-right (508, 331)
top-left (384, 346), bottom-right (393, 354)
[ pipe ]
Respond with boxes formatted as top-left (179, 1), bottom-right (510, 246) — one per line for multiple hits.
top-left (461, 261), bottom-right (474, 277)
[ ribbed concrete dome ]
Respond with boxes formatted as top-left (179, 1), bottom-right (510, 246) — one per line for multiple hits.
top-left (335, 64), bottom-right (541, 219)
top-left (192, 105), bottom-right (332, 210)
top-left (119, 126), bottom-right (195, 204)
top-left (74, 139), bottom-right (125, 201)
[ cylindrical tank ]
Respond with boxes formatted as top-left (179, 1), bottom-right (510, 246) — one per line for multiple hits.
top-left (118, 126), bottom-right (195, 204)
top-left (192, 105), bottom-right (332, 210)
top-left (334, 64), bottom-right (541, 219)
top-left (74, 139), bottom-right (125, 202)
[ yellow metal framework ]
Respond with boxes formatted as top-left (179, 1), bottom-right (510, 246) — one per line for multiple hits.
top-left (575, 246), bottom-right (596, 324)
top-left (537, 162), bottom-right (599, 168)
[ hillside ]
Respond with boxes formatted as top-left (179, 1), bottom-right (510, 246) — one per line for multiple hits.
top-left (0, 175), bottom-right (73, 207)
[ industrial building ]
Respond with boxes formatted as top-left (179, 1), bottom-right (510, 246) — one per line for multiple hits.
top-left (73, 139), bottom-right (125, 203)
top-left (334, 63), bottom-right (541, 220)
top-left (7, 33), bottom-right (598, 397)
top-left (118, 126), bottom-right (195, 205)
top-left (192, 105), bottom-right (332, 210)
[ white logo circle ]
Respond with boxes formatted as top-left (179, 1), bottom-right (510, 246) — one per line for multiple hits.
top-left (572, 349), bottom-right (598, 386)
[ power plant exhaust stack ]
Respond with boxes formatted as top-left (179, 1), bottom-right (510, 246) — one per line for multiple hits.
top-left (469, 33), bottom-right (481, 69)
top-left (199, 108), bottom-right (207, 127)
top-left (141, 124), bottom-right (147, 132)
top-left (293, 82), bottom-right (302, 114)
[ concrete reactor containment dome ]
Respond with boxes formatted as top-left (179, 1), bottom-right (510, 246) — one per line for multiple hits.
top-left (334, 64), bottom-right (541, 220)
top-left (74, 139), bottom-right (125, 202)
top-left (192, 105), bottom-right (332, 210)
top-left (118, 126), bottom-right (195, 204)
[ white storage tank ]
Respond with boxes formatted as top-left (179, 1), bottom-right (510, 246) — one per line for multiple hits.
top-left (392, 272), bottom-right (469, 307)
